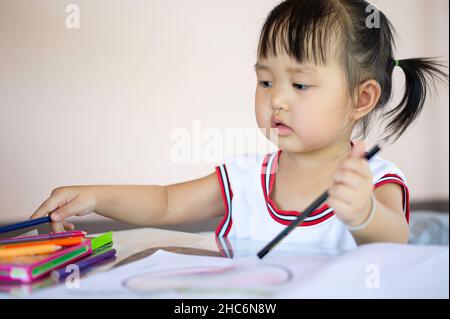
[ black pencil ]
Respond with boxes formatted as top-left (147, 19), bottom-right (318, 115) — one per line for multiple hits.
top-left (257, 144), bottom-right (381, 259)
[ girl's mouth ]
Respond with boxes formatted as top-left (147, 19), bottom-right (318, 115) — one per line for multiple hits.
top-left (271, 116), bottom-right (294, 136)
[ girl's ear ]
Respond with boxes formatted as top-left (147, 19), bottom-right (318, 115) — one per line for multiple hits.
top-left (352, 79), bottom-right (382, 121)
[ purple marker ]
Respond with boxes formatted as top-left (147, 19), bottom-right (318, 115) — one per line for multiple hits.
top-left (51, 248), bottom-right (116, 281)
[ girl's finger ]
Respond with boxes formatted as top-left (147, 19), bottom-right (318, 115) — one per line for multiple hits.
top-left (50, 221), bottom-right (66, 233)
top-left (350, 141), bottom-right (366, 158)
top-left (332, 170), bottom-right (364, 190)
top-left (327, 196), bottom-right (353, 218)
top-left (62, 221), bottom-right (75, 231)
top-left (340, 158), bottom-right (372, 179)
top-left (30, 195), bottom-right (63, 220)
top-left (50, 198), bottom-right (83, 222)
top-left (329, 184), bottom-right (358, 206)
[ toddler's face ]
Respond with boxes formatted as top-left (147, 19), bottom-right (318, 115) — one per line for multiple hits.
top-left (254, 52), bottom-right (355, 152)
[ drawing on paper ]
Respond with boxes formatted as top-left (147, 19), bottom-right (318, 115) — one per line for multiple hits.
top-left (122, 263), bottom-right (292, 296)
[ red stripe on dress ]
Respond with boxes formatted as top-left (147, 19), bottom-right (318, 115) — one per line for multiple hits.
top-left (214, 165), bottom-right (231, 237)
top-left (222, 165), bottom-right (233, 237)
top-left (214, 236), bottom-right (234, 258)
top-left (261, 152), bottom-right (334, 227)
top-left (267, 206), bottom-right (335, 226)
top-left (260, 153), bottom-right (270, 196)
top-left (268, 150), bottom-right (281, 195)
top-left (373, 174), bottom-right (410, 224)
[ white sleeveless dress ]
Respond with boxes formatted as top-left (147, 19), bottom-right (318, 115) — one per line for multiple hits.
top-left (214, 142), bottom-right (410, 253)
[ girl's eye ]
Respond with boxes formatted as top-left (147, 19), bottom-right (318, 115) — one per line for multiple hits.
top-left (293, 83), bottom-right (310, 90)
top-left (258, 81), bottom-right (310, 90)
top-left (258, 81), bottom-right (272, 88)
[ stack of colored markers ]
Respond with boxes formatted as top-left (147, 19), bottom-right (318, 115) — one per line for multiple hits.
top-left (0, 230), bottom-right (116, 283)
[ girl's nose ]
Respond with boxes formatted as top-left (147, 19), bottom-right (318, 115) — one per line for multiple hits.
top-left (270, 88), bottom-right (289, 112)
top-left (271, 101), bottom-right (289, 112)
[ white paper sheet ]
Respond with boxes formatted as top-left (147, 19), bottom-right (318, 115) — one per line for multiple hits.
top-left (26, 243), bottom-right (448, 299)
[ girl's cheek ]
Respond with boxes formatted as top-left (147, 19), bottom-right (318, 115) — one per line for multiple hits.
top-left (255, 108), bottom-right (270, 129)
top-left (254, 102), bottom-right (271, 129)
top-left (289, 111), bottom-right (305, 132)
top-left (291, 110), bottom-right (329, 141)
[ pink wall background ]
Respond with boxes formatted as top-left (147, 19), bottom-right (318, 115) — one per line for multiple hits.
top-left (0, 0), bottom-right (448, 224)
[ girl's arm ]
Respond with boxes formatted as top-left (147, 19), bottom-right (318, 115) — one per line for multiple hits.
top-left (30, 172), bottom-right (225, 233)
top-left (328, 141), bottom-right (409, 244)
top-left (349, 183), bottom-right (410, 245)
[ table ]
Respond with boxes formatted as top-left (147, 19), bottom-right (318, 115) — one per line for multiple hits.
top-left (1, 228), bottom-right (448, 298)
top-left (89, 228), bottom-right (221, 274)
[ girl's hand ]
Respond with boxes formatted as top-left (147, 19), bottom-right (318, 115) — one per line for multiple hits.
top-left (328, 141), bottom-right (374, 228)
top-left (29, 186), bottom-right (97, 233)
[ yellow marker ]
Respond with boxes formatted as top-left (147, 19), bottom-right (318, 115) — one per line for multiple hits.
top-left (0, 244), bottom-right (62, 258)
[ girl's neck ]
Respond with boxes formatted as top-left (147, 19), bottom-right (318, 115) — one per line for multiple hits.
top-left (279, 140), bottom-right (352, 179)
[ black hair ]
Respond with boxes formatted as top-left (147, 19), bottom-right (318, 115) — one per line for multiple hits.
top-left (256, 0), bottom-right (448, 143)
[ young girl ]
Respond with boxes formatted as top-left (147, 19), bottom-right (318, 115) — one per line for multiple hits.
top-left (30, 0), bottom-right (448, 250)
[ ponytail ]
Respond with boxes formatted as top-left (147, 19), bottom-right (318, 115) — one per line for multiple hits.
top-left (382, 57), bottom-right (449, 143)
top-left (252, 0), bottom-right (448, 143)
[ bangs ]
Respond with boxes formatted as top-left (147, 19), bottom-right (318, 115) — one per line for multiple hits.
top-left (257, 0), bottom-right (350, 67)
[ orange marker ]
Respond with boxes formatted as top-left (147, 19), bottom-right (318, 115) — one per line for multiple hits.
top-left (0, 244), bottom-right (62, 258)
top-left (0, 237), bottom-right (84, 249)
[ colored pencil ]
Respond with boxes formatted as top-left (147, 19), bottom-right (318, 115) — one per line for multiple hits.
top-left (51, 248), bottom-right (116, 281)
top-left (0, 231), bottom-right (86, 245)
top-left (0, 216), bottom-right (51, 234)
top-left (0, 233), bottom-right (112, 283)
top-left (0, 244), bottom-right (62, 258)
top-left (0, 237), bottom-right (84, 249)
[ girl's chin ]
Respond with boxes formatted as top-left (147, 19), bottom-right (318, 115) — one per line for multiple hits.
top-left (273, 134), bottom-right (302, 151)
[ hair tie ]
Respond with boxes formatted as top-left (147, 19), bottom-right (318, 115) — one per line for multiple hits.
top-left (395, 59), bottom-right (400, 67)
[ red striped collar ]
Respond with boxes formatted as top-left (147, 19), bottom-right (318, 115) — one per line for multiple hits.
top-left (260, 141), bottom-right (354, 226)
top-left (261, 150), bottom-right (330, 216)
